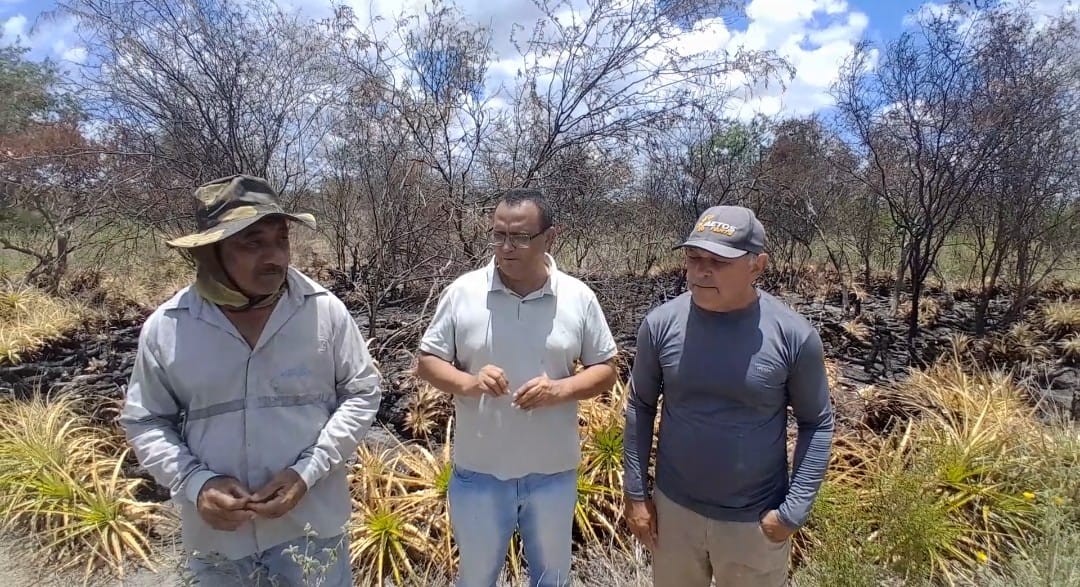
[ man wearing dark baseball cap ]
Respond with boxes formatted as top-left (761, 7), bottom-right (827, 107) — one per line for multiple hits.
top-left (120, 175), bottom-right (383, 585)
top-left (622, 205), bottom-right (835, 587)
top-left (674, 204), bottom-right (767, 258)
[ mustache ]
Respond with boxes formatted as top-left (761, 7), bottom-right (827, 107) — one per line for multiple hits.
top-left (258, 265), bottom-right (286, 276)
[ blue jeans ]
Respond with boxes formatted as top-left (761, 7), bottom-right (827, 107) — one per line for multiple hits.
top-left (448, 465), bottom-right (577, 587)
top-left (185, 533), bottom-right (351, 586)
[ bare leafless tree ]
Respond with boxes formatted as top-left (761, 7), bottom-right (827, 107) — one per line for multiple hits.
top-left (55, 0), bottom-right (343, 237)
top-left (333, 0), bottom-right (495, 265)
top-left (489, 0), bottom-right (790, 189)
top-left (312, 74), bottom-right (452, 340)
top-left (966, 5), bottom-right (1080, 332)
top-left (832, 3), bottom-right (1012, 360)
top-left (763, 116), bottom-right (864, 308)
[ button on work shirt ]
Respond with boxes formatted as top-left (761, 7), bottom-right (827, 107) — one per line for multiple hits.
top-left (119, 268), bottom-right (382, 560)
top-left (419, 255), bottom-right (618, 480)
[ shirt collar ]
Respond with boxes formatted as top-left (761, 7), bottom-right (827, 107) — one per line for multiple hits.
top-left (486, 253), bottom-right (558, 298)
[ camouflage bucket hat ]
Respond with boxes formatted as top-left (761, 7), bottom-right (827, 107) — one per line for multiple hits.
top-left (166, 174), bottom-right (316, 249)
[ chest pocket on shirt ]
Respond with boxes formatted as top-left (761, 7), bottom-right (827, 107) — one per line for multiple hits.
top-left (745, 357), bottom-right (789, 411)
top-left (268, 337), bottom-right (331, 398)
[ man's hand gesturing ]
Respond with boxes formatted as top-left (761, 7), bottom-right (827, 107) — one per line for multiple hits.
top-left (463, 364), bottom-right (509, 397)
top-left (512, 374), bottom-right (567, 410)
top-left (197, 476), bottom-right (255, 531)
top-left (248, 469), bottom-right (308, 519)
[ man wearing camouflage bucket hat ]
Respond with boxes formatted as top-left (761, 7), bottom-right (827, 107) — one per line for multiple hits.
top-left (622, 205), bottom-right (834, 587)
top-left (120, 175), bottom-right (383, 585)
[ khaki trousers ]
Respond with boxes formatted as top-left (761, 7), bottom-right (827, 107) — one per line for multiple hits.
top-left (652, 489), bottom-right (790, 587)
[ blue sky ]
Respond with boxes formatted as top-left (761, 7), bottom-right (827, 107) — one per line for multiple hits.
top-left (1, 0), bottom-right (1075, 119)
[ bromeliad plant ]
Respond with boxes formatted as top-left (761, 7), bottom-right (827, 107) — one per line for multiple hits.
top-left (347, 424), bottom-right (457, 587)
top-left (0, 393), bottom-right (160, 583)
top-left (1041, 300), bottom-right (1080, 338)
top-left (802, 350), bottom-right (1051, 585)
top-left (577, 379), bottom-right (631, 551)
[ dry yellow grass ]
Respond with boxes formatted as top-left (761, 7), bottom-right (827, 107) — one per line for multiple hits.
top-left (0, 282), bottom-right (89, 365)
top-left (841, 319), bottom-right (871, 344)
top-left (65, 251), bottom-right (192, 317)
top-left (1059, 334), bottom-right (1080, 364)
top-left (402, 383), bottom-right (452, 441)
top-left (897, 296), bottom-right (943, 329)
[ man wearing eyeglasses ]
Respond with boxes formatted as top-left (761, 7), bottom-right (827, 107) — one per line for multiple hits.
top-left (415, 188), bottom-right (618, 587)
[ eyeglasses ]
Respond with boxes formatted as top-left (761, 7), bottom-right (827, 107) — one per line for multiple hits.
top-left (489, 229), bottom-right (546, 248)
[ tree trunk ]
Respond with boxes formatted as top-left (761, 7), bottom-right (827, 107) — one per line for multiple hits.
top-left (367, 302), bottom-right (377, 342)
top-left (1008, 244), bottom-right (1034, 322)
top-left (907, 248), bottom-right (924, 367)
top-left (974, 256), bottom-right (1004, 335)
top-left (39, 230), bottom-right (71, 295)
top-left (891, 238), bottom-right (909, 315)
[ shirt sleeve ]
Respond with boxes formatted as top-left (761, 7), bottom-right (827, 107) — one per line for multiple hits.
top-left (417, 283), bottom-right (456, 363)
top-left (580, 292), bottom-right (618, 365)
top-left (119, 316), bottom-right (219, 504)
top-left (290, 298), bottom-right (383, 490)
top-left (622, 317), bottom-right (662, 500)
top-left (776, 328), bottom-right (835, 529)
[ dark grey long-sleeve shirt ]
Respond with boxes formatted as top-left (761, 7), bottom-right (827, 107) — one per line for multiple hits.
top-left (622, 289), bottom-right (834, 528)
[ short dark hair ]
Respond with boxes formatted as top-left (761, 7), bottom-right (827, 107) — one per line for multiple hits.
top-left (498, 188), bottom-right (555, 231)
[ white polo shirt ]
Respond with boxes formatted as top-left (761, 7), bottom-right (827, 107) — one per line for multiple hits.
top-left (419, 254), bottom-right (618, 479)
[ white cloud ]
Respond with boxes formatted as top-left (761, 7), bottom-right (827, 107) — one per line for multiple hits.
top-left (1, 12), bottom-right (87, 71)
top-left (721, 0), bottom-right (869, 119)
top-left (7, 0), bottom-right (871, 122)
top-left (61, 46), bottom-right (87, 64)
top-left (464, 0), bottom-right (868, 121)
top-left (2, 13), bottom-right (26, 43)
top-left (746, 0), bottom-right (847, 24)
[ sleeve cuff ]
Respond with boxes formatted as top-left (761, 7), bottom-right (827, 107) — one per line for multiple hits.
top-left (289, 459), bottom-right (321, 491)
top-left (583, 349), bottom-right (618, 366)
top-left (776, 507), bottom-right (801, 529)
top-left (183, 470), bottom-right (221, 504)
top-left (418, 342), bottom-right (453, 363)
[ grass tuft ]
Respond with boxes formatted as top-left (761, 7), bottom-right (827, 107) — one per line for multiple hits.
top-left (1059, 334), bottom-right (1080, 364)
top-left (798, 354), bottom-right (1070, 586)
top-left (0, 281), bottom-right (89, 365)
top-left (1042, 300), bottom-right (1080, 338)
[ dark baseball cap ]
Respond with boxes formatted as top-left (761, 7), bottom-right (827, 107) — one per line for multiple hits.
top-left (674, 205), bottom-right (766, 258)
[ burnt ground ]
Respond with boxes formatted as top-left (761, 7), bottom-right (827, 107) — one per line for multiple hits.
top-left (1, 268), bottom-right (1078, 503)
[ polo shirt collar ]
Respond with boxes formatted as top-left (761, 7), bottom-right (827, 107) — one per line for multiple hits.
top-left (486, 253), bottom-right (558, 298)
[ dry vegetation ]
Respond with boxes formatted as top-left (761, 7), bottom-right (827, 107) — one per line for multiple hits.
top-left (0, 393), bottom-right (161, 583)
top-left (0, 334), bottom-right (1076, 586)
top-left (0, 281), bottom-right (88, 365)
top-left (1, 0), bottom-right (1079, 585)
